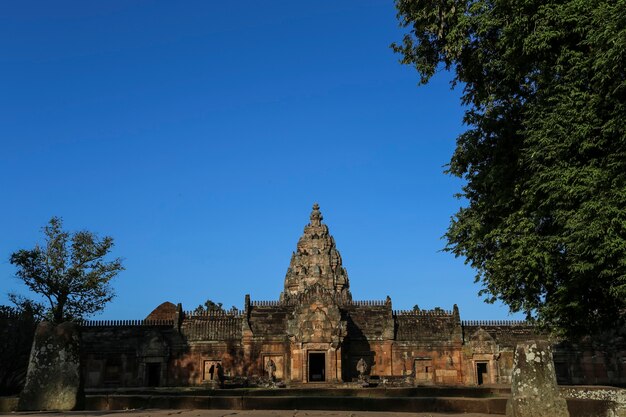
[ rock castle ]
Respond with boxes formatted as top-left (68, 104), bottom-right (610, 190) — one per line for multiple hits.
top-left (78, 204), bottom-right (625, 388)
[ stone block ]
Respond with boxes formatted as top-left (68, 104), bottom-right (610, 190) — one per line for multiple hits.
top-left (83, 395), bottom-right (108, 410)
top-left (0, 396), bottom-right (18, 412)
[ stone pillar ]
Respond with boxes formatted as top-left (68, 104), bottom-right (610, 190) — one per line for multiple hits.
top-left (328, 347), bottom-right (341, 382)
top-left (506, 341), bottom-right (569, 417)
top-left (290, 345), bottom-right (302, 382)
top-left (242, 295), bottom-right (253, 377)
top-left (335, 346), bottom-right (342, 382)
top-left (18, 322), bottom-right (83, 411)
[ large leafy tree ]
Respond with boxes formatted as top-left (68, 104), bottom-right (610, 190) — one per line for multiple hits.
top-left (393, 0), bottom-right (626, 337)
top-left (9, 217), bottom-right (124, 324)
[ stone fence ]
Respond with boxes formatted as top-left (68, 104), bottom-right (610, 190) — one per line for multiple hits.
top-left (0, 311), bottom-right (22, 319)
top-left (351, 300), bottom-right (388, 306)
top-left (183, 310), bottom-right (244, 317)
top-left (248, 299), bottom-right (390, 307)
top-left (80, 319), bottom-right (174, 327)
top-left (181, 318), bottom-right (242, 341)
top-left (35, 317), bottom-right (535, 328)
top-left (394, 309), bottom-right (453, 316)
top-left (461, 320), bottom-right (532, 326)
top-left (251, 300), bottom-right (281, 307)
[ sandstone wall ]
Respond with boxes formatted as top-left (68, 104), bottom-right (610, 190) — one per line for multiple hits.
top-left (78, 313), bottom-right (626, 388)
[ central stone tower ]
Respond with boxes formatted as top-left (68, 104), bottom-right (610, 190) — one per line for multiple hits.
top-left (280, 203), bottom-right (350, 383)
top-left (281, 203), bottom-right (351, 303)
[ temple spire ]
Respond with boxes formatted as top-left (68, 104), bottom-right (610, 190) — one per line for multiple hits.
top-left (310, 203), bottom-right (323, 226)
top-left (281, 203), bottom-right (351, 301)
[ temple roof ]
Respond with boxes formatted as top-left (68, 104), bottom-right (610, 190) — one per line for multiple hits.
top-left (281, 203), bottom-right (351, 301)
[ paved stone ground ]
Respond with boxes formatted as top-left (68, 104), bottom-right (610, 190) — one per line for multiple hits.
top-left (1, 410), bottom-right (494, 417)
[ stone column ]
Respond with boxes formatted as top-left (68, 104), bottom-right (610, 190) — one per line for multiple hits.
top-left (290, 343), bottom-right (302, 382)
top-left (506, 341), bottom-right (569, 417)
top-left (335, 346), bottom-right (342, 382)
top-left (18, 322), bottom-right (83, 411)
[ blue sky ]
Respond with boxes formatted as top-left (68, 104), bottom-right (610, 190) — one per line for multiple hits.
top-left (0, 1), bottom-right (523, 320)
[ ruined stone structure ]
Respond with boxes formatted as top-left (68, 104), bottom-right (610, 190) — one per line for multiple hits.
top-left (79, 204), bottom-right (626, 388)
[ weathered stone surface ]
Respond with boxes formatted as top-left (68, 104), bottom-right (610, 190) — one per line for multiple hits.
top-left (281, 203), bottom-right (351, 302)
top-left (18, 321), bottom-right (82, 411)
top-left (561, 386), bottom-right (626, 417)
top-left (506, 341), bottom-right (569, 417)
top-left (145, 301), bottom-right (178, 321)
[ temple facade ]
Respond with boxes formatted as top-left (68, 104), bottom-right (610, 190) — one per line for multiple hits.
top-left (80, 204), bottom-right (626, 388)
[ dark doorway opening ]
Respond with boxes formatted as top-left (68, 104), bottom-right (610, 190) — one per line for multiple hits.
top-left (476, 362), bottom-right (488, 385)
top-left (103, 358), bottom-right (121, 385)
top-left (308, 352), bottom-right (325, 382)
top-left (146, 362), bottom-right (161, 387)
top-left (554, 362), bottom-right (570, 384)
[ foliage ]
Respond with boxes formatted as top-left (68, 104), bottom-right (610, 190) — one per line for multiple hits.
top-left (9, 217), bottom-right (124, 324)
top-left (194, 299), bottom-right (225, 314)
top-left (0, 305), bottom-right (37, 395)
top-left (393, 0), bottom-right (626, 337)
top-left (2, 297), bottom-right (44, 320)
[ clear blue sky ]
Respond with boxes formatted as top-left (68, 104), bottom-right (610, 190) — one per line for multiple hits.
top-left (0, 1), bottom-right (523, 321)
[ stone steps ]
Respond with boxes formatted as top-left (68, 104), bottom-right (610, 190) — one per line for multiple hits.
top-left (85, 386), bottom-right (511, 398)
top-left (84, 394), bottom-right (508, 414)
top-left (1, 392), bottom-right (615, 416)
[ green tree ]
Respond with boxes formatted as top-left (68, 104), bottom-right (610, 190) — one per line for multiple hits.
top-left (193, 299), bottom-right (224, 314)
top-left (393, 0), bottom-right (626, 337)
top-left (9, 217), bottom-right (124, 324)
top-left (0, 305), bottom-right (37, 395)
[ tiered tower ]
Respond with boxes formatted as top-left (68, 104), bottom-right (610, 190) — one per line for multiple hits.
top-left (281, 203), bottom-right (351, 302)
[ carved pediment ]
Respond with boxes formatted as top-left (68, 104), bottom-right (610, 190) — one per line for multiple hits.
top-left (299, 282), bottom-right (336, 305)
top-left (140, 332), bottom-right (168, 357)
top-left (300, 307), bottom-right (333, 343)
top-left (287, 285), bottom-right (346, 346)
top-left (470, 328), bottom-right (497, 354)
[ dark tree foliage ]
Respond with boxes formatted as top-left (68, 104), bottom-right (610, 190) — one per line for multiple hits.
top-left (193, 299), bottom-right (225, 314)
top-left (393, 0), bottom-right (626, 337)
top-left (0, 305), bottom-right (37, 395)
top-left (9, 217), bottom-right (124, 324)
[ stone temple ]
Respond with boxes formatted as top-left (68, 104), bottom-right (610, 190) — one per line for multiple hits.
top-left (79, 204), bottom-right (626, 388)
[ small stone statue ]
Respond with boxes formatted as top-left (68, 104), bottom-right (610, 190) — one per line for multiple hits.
top-left (356, 357), bottom-right (368, 381)
top-left (266, 358), bottom-right (277, 382)
top-left (216, 362), bottom-right (225, 387)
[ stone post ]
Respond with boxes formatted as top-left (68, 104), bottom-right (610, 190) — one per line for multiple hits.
top-left (506, 341), bottom-right (569, 417)
top-left (18, 321), bottom-right (83, 411)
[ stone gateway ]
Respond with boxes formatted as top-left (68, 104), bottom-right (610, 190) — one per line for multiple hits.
top-left (80, 204), bottom-right (626, 388)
